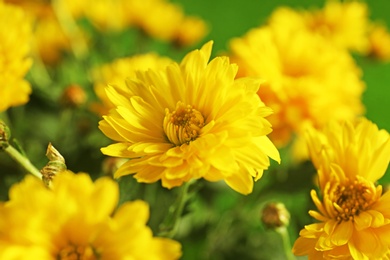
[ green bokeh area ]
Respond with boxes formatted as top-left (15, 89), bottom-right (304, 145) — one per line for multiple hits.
top-left (0, 1), bottom-right (389, 260)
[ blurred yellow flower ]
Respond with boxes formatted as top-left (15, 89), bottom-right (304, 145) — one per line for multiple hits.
top-left (229, 23), bottom-right (365, 148)
top-left (34, 15), bottom-right (72, 65)
top-left (122, 0), bottom-right (207, 46)
top-left (99, 41), bottom-right (280, 195)
top-left (0, 171), bottom-right (182, 260)
top-left (268, 1), bottom-right (370, 53)
top-left (305, 0), bottom-right (370, 53)
top-left (91, 53), bottom-right (173, 116)
top-left (82, 0), bottom-right (126, 31)
top-left (367, 23), bottom-right (390, 62)
top-left (173, 16), bottom-right (209, 47)
top-left (0, 2), bottom-right (32, 112)
top-left (293, 118), bottom-right (390, 259)
top-left (6, 0), bottom-right (86, 65)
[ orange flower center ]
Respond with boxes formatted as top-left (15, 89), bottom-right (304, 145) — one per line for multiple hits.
top-left (57, 244), bottom-right (98, 260)
top-left (163, 101), bottom-right (205, 146)
top-left (333, 180), bottom-right (375, 222)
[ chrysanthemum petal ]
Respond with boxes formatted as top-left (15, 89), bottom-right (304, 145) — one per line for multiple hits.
top-left (224, 171), bottom-right (253, 195)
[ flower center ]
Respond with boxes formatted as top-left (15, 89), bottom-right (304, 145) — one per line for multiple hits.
top-left (333, 180), bottom-right (374, 222)
top-left (163, 101), bottom-right (205, 146)
top-left (57, 244), bottom-right (98, 260)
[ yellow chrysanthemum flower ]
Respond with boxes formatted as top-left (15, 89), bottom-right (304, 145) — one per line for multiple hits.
top-left (91, 53), bottom-right (173, 116)
top-left (0, 2), bottom-right (32, 112)
top-left (0, 171), bottom-right (182, 260)
top-left (268, 1), bottom-right (369, 53)
top-left (293, 118), bottom-right (390, 259)
top-left (229, 22), bottom-right (365, 148)
top-left (367, 23), bottom-right (390, 62)
top-left (99, 41), bottom-right (280, 195)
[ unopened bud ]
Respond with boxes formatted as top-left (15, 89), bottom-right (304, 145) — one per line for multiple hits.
top-left (102, 157), bottom-right (127, 177)
top-left (60, 84), bottom-right (87, 108)
top-left (261, 202), bottom-right (290, 229)
top-left (0, 120), bottom-right (11, 149)
top-left (41, 143), bottom-right (67, 186)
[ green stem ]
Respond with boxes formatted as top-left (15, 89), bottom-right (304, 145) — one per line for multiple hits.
top-left (4, 145), bottom-right (41, 179)
top-left (158, 181), bottom-right (192, 238)
top-left (277, 227), bottom-right (295, 260)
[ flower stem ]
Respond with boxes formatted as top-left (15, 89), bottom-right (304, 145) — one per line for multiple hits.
top-left (158, 181), bottom-right (192, 238)
top-left (277, 227), bottom-right (295, 260)
top-left (4, 144), bottom-right (42, 179)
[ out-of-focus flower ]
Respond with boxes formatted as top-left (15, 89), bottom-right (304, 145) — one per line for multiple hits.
top-left (305, 0), bottom-right (370, 53)
top-left (122, 0), bottom-right (207, 46)
top-left (367, 23), bottom-right (390, 62)
top-left (268, 1), bottom-right (370, 53)
top-left (0, 171), bottom-right (182, 259)
top-left (82, 0), bottom-right (126, 31)
top-left (6, 0), bottom-right (87, 65)
top-left (60, 84), bottom-right (87, 108)
top-left (293, 118), bottom-right (390, 259)
top-left (173, 16), bottom-right (209, 48)
top-left (229, 22), bottom-right (365, 148)
top-left (0, 2), bottom-right (32, 112)
top-left (91, 53), bottom-right (173, 116)
top-left (99, 41), bottom-right (280, 195)
top-left (33, 15), bottom-right (71, 65)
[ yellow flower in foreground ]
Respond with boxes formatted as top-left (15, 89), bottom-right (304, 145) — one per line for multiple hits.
top-left (0, 2), bottom-right (32, 112)
top-left (91, 53), bottom-right (173, 116)
top-left (0, 171), bottom-right (181, 260)
top-left (293, 118), bottom-right (390, 259)
top-left (229, 23), bottom-right (365, 148)
top-left (99, 41), bottom-right (280, 195)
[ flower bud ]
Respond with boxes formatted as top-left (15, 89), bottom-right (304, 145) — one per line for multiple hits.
top-left (60, 84), bottom-right (87, 108)
top-left (261, 202), bottom-right (290, 229)
top-left (41, 143), bottom-right (67, 186)
top-left (0, 120), bottom-right (11, 149)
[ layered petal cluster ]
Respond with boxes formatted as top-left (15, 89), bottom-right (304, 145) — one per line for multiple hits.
top-left (0, 171), bottom-right (181, 260)
top-left (0, 2), bottom-right (32, 112)
top-left (99, 41), bottom-right (280, 195)
top-left (265, 1), bottom-right (369, 53)
top-left (293, 118), bottom-right (390, 259)
top-left (229, 18), bottom-right (365, 147)
top-left (92, 53), bottom-right (173, 116)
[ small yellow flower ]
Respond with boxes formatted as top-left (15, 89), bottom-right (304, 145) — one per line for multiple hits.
top-left (0, 171), bottom-right (182, 260)
top-left (293, 118), bottom-right (390, 259)
top-left (229, 21), bottom-right (365, 148)
top-left (173, 16), bottom-right (208, 47)
top-left (367, 23), bottom-right (390, 62)
top-left (99, 41), bottom-right (280, 195)
top-left (0, 2), bottom-right (32, 112)
top-left (91, 53), bottom-right (173, 116)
